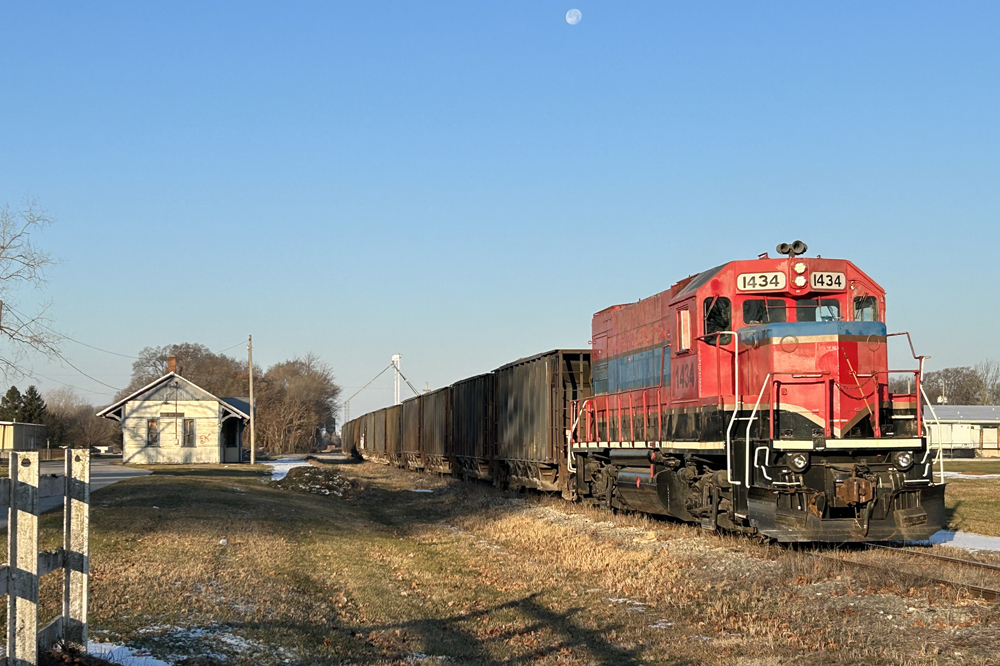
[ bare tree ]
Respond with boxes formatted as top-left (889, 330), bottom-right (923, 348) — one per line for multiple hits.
top-left (0, 198), bottom-right (60, 377)
top-left (254, 353), bottom-right (341, 453)
top-left (117, 342), bottom-right (248, 400)
top-left (45, 386), bottom-right (121, 450)
top-left (921, 366), bottom-right (980, 405)
top-left (972, 359), bottom-right (1000, 406)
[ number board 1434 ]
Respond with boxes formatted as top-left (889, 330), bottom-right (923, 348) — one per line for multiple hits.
top-left (737, 272), bottom-right (786, 292)
top-left (810, 272), bottom-right (846, 290)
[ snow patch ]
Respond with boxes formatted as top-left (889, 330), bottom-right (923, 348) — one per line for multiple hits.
top-left (87, 641), bottom-right (171, 666)
top-left (607, 597), bottom-right (647, 612)
top-left (263, 458), bottom-right (310, 480)
top-left (942, 471), bottom-right (1000, 480)
top-left (927, 530), bottom-right (1000, 552)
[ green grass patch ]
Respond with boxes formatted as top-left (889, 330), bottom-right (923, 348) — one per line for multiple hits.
top-left (946, 478), bottom-right (1000, 536)
top-left (941, 459), bottom-right (1000, 474)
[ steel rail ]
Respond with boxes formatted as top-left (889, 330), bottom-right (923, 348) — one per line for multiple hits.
top-left (867, 543), bottom-right (1000, 573)
top-left (814, 553), bottom-right (1000, 601)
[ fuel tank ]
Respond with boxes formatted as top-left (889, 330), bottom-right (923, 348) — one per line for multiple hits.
top-left (615, 467), bottom-right (695, 521)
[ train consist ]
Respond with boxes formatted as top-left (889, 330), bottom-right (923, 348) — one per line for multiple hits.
top-left (343, 242), bottom-right (946, 542)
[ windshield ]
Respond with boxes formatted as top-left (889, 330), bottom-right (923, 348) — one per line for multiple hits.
top-left (742, 299), bottom-right (787, 325)
top-left (796, 298), bottom-right (841, 322)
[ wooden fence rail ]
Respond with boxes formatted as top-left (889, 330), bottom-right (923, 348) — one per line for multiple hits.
top-left (1, 450), bottom-right (90, 666)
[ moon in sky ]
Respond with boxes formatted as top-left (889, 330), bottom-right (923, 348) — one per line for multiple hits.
top-left (566, 9), bottom-right (582, 25)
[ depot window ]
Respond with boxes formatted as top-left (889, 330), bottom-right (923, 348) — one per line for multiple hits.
top-left (854, 296), bottom-right (879, 322)
top-left (703, 296), bottom-right (732, 346)
top-left (183, 418), bottom-right (196, 447)
top-left (146, 419), bottom-right (159, 447)
top-left (796, 299), bottom-right (841, 322)
top-left (742, 299), bottom-right (787, 325)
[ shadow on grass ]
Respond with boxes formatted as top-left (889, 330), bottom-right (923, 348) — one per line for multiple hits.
top-left (139, 467), bottom-right (265, 479)
top-left (945, 498), bottom-right (960, 529)
top-left (224, 593), bottom-right (671, 665)
top-left (305, 454), bottom-right (363, 466)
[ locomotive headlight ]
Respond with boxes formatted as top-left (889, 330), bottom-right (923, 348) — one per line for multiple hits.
top-left (793, 262), bottom-right (807, 274)
top-left (787, 451), bottom-right (810, 473)
top-left (793, 275), bottom-right (807, 288)
top-left (892, 450), bottom-right (915, 471)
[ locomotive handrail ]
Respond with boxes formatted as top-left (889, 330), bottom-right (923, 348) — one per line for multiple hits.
top-left (742, 373), bottom-right (772, 487)
top-left (566, 398), bottom-right (592, 474)
top-left (887, 332), bottom-right (943, 482)
top-left (920, 387), bottom-right (946, 484)
top-left (707, 329), bottom-right (742, 485)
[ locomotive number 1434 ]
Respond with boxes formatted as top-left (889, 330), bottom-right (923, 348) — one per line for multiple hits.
top-left (737, 272), bottom-right (786, 291)
top-left (810, 272), bottom-right (846, 290)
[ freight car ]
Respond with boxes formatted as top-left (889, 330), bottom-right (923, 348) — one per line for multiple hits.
top-left (349, 350), bottom-right (591, 494)
top-left (343, 242), bottom-right (946, 543)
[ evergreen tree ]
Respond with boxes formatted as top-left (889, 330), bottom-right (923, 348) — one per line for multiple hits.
top-left (0, 386), bottom-right (23, 421)
top-left (21, 386), bottom-right (47, 424)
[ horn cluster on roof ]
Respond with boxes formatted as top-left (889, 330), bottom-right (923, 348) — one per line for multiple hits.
top-left (776, 240), bottom-right (808, 258)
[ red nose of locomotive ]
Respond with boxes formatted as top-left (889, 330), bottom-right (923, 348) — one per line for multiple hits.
top-left (735, 253), bottom-right (890, 444)
top-left (728, 247), bottom-right (939, 541)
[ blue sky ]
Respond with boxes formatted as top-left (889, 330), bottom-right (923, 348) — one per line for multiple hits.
top-left (2, 2), bottom-right (999, 416)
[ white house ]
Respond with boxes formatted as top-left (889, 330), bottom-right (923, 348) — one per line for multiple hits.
top-left (97, 368), bottom-right (250, 464)
top-left (924, 405), bottom-right (1000, 458)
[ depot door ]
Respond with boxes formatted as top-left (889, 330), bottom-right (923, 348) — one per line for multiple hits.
top-left (221, 420), bottom-right (242, 463)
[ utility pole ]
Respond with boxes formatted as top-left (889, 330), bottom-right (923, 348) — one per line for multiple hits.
top-left (392, 354), bottom-right (402, 405)
top-left (248, 335), bottom-right (255, 465)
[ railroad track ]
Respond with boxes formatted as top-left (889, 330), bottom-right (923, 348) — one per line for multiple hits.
top-left (868, 543), bottom-right (1000, 573)
top-left (812, 545), bottom-right (1000, 601)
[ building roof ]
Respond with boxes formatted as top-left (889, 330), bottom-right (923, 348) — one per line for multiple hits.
top-left (923, 405), bottom-right (1000, 424)
top-left (96, 372), bottom-right (251, 421)
top-left (220, 397), bottom-right (251, 417)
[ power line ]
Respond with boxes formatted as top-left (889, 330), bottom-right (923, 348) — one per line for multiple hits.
top-left (51, 351), bottom-right (122, 391)
top-left (214, 341), bottom-right (246, 354)
top-left (1, 304), bottom-right (256, 395)
top-left (4, 361), bottom-right (117, 398)
top-left (344, 364), bottom-right (394, 404)
top-left (63, 338), bottom-right (138, 359)
top-left (4, 304), bottom-right (248, 359)
top-left (2, 304), bottom-right (138, 359)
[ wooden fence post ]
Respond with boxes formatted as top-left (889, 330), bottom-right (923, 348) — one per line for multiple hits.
top-left (8, 451), bottom-right (40, 666)
top-left (62, 449), bottom-right (89, 647)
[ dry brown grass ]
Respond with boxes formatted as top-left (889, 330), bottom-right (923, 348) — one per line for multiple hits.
top-left (11, 460), bottom-right (1000, 665)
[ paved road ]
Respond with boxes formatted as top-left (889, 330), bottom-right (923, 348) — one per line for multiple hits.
top-left (0, 459), bottom-right (151, 530)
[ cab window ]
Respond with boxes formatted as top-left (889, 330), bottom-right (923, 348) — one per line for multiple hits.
top-left (854, 296), bottom-right (879, 321)
top-left (796, 299), bottom-right (841, 322)
top-left (742, 299), bottom-right (787, 325)
top-left (676, 309), bottom-right (692, 352)
top-left (703, 297), bottom-right (732, 346)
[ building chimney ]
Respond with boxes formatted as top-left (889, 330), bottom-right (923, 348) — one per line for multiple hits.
top-left (167, 355), bottom-right (177, 374)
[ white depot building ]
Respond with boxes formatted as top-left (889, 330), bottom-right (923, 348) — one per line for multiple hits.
top-left (98, 362), bottom-right (250, 464)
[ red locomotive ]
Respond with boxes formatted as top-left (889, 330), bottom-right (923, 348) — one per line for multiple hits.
top-left (572, 241), bottom-right (945, 541)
